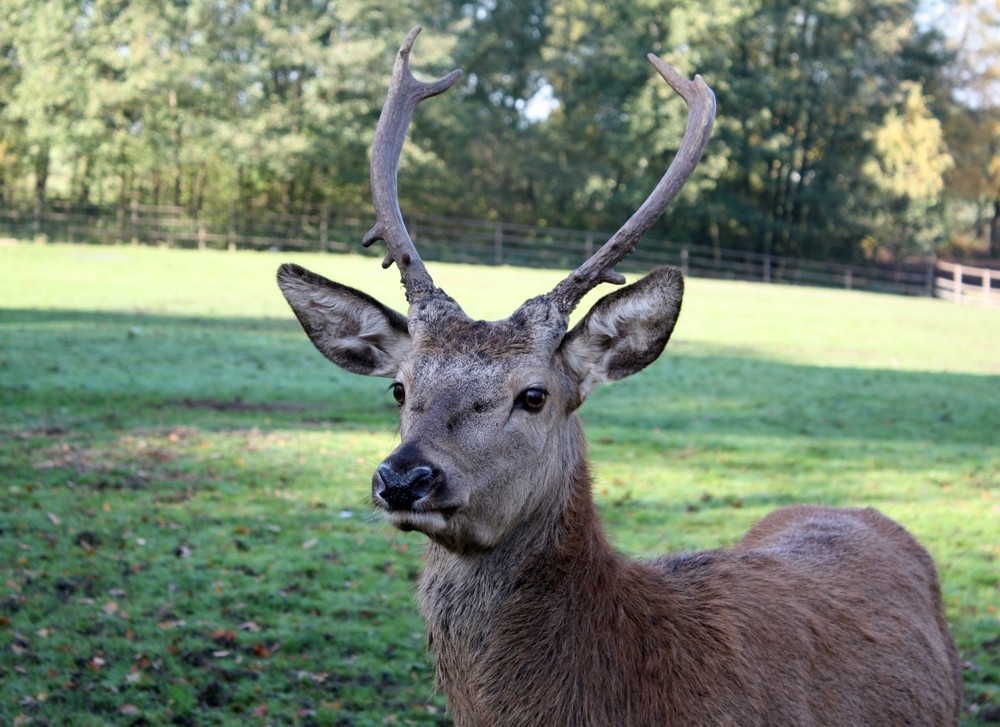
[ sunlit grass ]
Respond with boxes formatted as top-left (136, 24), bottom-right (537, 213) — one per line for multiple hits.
top-left (1, 242), bottom-right (998, 724)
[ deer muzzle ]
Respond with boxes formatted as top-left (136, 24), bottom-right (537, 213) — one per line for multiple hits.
top-left (371, 444), bottom-right (470, 541)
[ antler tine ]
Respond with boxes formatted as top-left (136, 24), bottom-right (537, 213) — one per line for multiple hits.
top-left (361, 26), bottom-right (462, 304)
top-left (549, 55), bottom-right (716, 315)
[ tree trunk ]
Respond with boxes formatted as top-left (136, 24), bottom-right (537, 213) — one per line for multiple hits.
top-left (33, 145), bottom-right (49, 236)
top-left (34, 147), bottom-right (49, 207)
top-left (75, 155), bottom-right (92, 203)
top-left (193, 165), bottom-right (207, 214)
top-left (151, 170), bottom-right (161, 207)
top-left (990, 198), bottom-right (999, 259)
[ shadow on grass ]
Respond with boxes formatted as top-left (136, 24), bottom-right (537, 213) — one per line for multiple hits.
top-left (3, 307), bottom-right (998, 444)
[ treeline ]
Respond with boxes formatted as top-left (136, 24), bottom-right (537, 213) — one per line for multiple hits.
top-left (0, 0), bottom-right (997, 263)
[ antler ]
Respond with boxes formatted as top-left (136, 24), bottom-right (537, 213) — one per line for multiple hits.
top-left (361, 26), bottom-right (462, 304)
top-left (548, 55), bottom-right (716, 315)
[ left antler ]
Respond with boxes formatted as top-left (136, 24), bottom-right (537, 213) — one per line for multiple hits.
top-left (547, 56), bottom-right (716, 315)
top-left (361, 26), bottom-right (462, 304)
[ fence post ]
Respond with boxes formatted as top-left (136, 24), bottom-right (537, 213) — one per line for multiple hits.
top-left (227, 203), bottom-right (236, 252)
top-left (584, 232), bottom-right (594, 260)
top-left (494, 223), bottom-right (503, 265)
top-left (844, 268), bottom-right (853, 290)
top-left (320, 204), bottom-right (329, 252)
top-left (33, 196), bottom-right (42, 238)
top-left (130, 197), bottom-right (138, 245)
top-left (954, 264), bottom-right (963, 303)
top-left (680, 247), bottom-right (689, 277)
top-left (924, 259), bottom-right (935, 297)
top-left (984, 268), bottom-right (992, 305)
top-left (116, 203), bottom-right (125, 243)
top-left (197, 218), bottom-right (206, 250)
top-left (166, 207), bottom-right (175, 248)
top-left (762, 254), bottom-right (771, 283)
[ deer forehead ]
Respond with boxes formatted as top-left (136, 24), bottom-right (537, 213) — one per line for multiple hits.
top-left (404, 350), bottom-right (549, 387)
top-left (406, 295), bottom-right (567, 363)
top-left (402, 335), bottom-right (557, 396)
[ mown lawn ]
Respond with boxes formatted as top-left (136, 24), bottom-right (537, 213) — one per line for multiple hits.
top-left (1, 241), bottom-right (998, 725)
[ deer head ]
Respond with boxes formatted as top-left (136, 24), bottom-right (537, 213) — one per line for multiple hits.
top-left (277, 26), bottom-right (715, 553)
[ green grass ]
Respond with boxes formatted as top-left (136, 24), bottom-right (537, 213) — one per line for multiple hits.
top-left (1, 241), bottom-right (998, 725)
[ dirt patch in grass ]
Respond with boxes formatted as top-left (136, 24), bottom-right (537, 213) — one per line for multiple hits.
top-left (171, 398), bottom-right (312, 413)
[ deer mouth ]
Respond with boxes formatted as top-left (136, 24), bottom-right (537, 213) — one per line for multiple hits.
top-left (382, 505), bottom-right (460, 534)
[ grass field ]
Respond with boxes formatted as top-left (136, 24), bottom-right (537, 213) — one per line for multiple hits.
top-left (1, 241), bottom-right (998, 725)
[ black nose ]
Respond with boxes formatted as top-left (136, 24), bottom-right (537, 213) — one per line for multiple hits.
top-left (374, 462), bottom-right (435, 510)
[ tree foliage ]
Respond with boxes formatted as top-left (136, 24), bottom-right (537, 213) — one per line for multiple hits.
top-left (864, 81), bottom-right (954, 256)
top-left (934, 0), bottom-right (1000, 256)
top-left (0, 0), bottom-right (993, 261)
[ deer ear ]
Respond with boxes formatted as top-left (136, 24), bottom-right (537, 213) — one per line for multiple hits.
top-left (277, 263), bottom-right (411, 378)
top-left (558, 266), bottom-right (683, 398)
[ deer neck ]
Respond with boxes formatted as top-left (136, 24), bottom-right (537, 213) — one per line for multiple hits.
top-left (416, 412), bottom-right (617, 648)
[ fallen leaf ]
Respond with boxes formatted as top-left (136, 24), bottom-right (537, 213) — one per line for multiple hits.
top-left (296, 670), bottom-right (328, 684)
top-left (210, 628), bottom-right (237, 643)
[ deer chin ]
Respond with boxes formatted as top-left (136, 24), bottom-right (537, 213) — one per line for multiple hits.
top-left (382, 508), bottom-right (454, 535)
top-left (381, 505), bottom-right (506, 552)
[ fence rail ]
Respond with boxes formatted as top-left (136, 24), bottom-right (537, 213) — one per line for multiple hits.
top-left (934, 261), bottom-right (996, 306)
top-left (2, 201), bottom-right (997, 307)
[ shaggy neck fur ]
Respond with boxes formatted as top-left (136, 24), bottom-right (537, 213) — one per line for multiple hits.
top-left (415, 416), bottom-right (696, 725)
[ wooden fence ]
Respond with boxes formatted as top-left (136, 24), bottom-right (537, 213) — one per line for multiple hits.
top-left (1, 200), bottom-right (997, 306)
top-left (934, 261), bottom-right (997, 307)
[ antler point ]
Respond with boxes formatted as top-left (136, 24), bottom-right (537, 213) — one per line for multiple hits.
top-left (362, 225), bottom-right (383, 248)
top-left (548, 46), bottom-right (714, 311)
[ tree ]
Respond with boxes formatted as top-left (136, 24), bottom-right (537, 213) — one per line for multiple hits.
top-left (0, 1), bottom-right (88, 209)
top-left (863, 81), bottom-right (954, 257)
top-left (674, 0), bottom-right (948, 261)
top-left (935, 0), bottom-right (1000, 257)
top-left (0, 0), bottom-right (966, 265)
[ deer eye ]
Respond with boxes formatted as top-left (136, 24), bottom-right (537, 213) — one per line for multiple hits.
top-left (391, 382), bottom-right (405, 406)
top-left (517, 387), bottom-right (548, 413)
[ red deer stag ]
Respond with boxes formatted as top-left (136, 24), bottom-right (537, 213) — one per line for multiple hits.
top-left (277, 26), bottom-right (962, 726)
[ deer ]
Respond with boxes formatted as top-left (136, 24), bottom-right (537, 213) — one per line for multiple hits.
top-left (277, 26), bottom-right (963, 726)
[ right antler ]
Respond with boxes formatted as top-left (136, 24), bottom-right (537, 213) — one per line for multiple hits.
top-left (548, 56), bottom-right (716, 315)
top-left (362, 26), bottom-right (462, 305)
